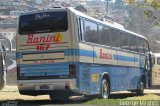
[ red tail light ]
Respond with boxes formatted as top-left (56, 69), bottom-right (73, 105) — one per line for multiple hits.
top-left (69, 64), bottom-right (76, 78)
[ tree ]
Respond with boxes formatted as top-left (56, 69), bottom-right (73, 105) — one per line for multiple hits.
top-left (124, 0), bottom-right (160, 52)
top-left (105, 0), bottom-right (112, 14)
top-left (125, 0), bottom-right (160, 26)
top-left (75, 5), bottom-right (87, 13)
top-left (114, 0), bottom-right (125, 10)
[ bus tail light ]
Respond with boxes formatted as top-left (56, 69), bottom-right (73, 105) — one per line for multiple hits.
top-left (69, 64), bottom-right (76, 78)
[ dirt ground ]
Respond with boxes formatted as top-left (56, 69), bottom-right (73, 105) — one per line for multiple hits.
top-left (0, 86), bottom-right (49, 100)
top-left (1, 86), bottom-right (160, 100)
top-left (1, 86), bottom-right (160, 106)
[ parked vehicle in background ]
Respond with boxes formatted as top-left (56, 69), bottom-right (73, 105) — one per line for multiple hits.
top-left (16, 7), bottom-right (152, 101)
top-left (151, 53), bottom-right (160, 88)
top-left (0, 36), bottom-right (11, 90)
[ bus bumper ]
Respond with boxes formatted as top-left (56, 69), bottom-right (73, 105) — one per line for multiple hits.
top-left (17, 79), bottom-right (77, 96)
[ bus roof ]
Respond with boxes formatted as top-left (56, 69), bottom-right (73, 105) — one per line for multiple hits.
top-left (19, 7), bottom-right (147, 41)
top-left (68, 7), bottom-right (147, 41)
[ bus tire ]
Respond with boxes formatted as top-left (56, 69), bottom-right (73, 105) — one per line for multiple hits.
top-left (99, 78), bottom-right (110, 99)
top-left (136, 82), bottom-right (144, 95)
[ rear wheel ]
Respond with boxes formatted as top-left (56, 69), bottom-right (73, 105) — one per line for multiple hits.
top-left (99, 79), bottom-right (110, 99)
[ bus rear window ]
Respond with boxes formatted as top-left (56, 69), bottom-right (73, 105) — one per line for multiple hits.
top-left (157, 57), bottom-right (160, 65)
top-left (18, 11), bottom-right (68, 35)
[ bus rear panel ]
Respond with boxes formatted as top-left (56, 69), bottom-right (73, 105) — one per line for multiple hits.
top-left (16, 8), bottom-right (78, 96)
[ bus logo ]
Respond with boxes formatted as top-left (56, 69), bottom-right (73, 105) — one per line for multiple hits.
top-left (27, 32), bottom-right (63, 44)
top-left (99, 49), bottom-right (112, 60)
top-left (26, 32), bottom-right (63, 51)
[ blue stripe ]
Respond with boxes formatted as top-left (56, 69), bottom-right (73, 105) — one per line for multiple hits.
top-left (18, 62), bottom-right (70, 67)
top-left (16, 49), bottom-right (97, 59)
top-left (20, 70), bottom-right (68, 76)
top-left (113, 55), bottom-right (138, 62)
top-left (16, 49), bottom-right (138, 62)
top-left (19, 63), bottom-right (69, 77)
top-left (79, 49), bottom-right (97, 57)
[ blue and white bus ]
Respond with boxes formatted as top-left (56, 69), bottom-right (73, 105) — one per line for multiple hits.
top-left (16, 7), bottom-right (151, 100)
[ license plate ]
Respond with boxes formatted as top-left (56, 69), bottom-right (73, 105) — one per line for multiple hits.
top-left (35, 85), bottom-right (54, 90)
top-left (40, 85), bottom-right (49, 90)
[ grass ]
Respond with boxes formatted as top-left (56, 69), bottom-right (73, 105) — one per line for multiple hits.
top-left (84, 93), bottom-right (160, 106)
top-left (126, 94), bottom-right (160, 100)
top-left (85, 99), bottom-right (120, 106)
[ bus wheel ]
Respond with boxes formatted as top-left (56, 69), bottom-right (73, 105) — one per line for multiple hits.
top-left (136, 82), bottom-right (144, 95)
top-left (99, 79), bottom-right (110, 99)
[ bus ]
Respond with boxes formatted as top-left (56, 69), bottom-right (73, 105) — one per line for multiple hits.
top-left (151, 53), bottom-right (160, 88)
top-left (0, 36), bottom-right (11, 90)
top-left (16, 7), bottom-right (151, 100)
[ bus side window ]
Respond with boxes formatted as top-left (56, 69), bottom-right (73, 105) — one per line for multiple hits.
top-left (99, 25), bottom-right (111, 46)
top-left (120, 32), bottom-right (130, 51)
top-left (129, 35), bottom-right (138, 52)
top-left (137, 38), bottom-right (144, 53)
top-left (115, 31), bottom-right (124, 49)
top-left (84, 20), bottom-right (99, 44)
top-left (110, 29), bottom-right (120, 48)
top-left (143, 40), bottom-right (149, 53)
top-left (77, 18), bottom-right (84, 41)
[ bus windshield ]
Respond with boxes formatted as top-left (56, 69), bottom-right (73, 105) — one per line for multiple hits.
top-left (18, 11), bottom-right (68, 35)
